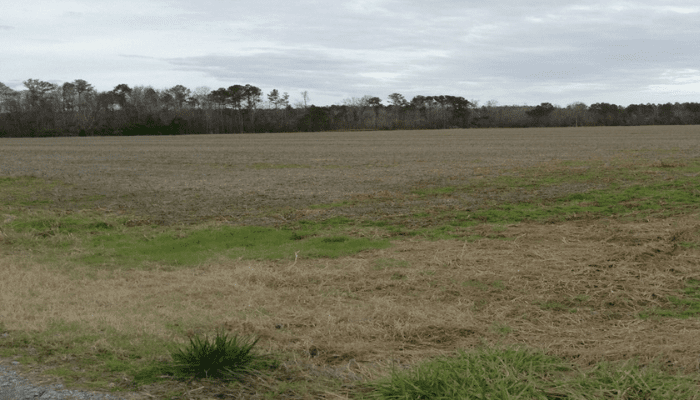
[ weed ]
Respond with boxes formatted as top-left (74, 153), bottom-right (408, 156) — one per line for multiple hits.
top-left (166, 330), bottom-right (276, 382)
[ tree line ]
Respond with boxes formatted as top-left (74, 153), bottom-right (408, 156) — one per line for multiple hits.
top-left (0, 79), bottom-right (699, 137)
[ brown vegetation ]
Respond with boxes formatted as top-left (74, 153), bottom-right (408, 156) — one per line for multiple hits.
top-left (1, 127), bottom-right (699, 398)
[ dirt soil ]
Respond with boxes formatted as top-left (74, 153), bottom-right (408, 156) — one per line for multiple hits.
top-left (1, 126), bottom-right (698, 227)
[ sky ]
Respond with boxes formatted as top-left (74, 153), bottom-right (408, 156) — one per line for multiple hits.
top-left (1, 0), bottom-right (699, 108)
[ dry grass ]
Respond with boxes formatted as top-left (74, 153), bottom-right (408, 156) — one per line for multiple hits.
top-left (1, 126), bottom-right (700, 398)
top-left (2, 215), bottom-right (700, 397)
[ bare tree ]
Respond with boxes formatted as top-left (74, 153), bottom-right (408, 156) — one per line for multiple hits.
top-left (191, 86), bottom-right (211, 109)
top-left (143, 87), bottom-right (159, 112)
top-left (342, 96), bottom-right (372, 127)
top-left (526, 102), bottom-right (556, 126)
top-left (61, 82), bottom-right (77, 112)
top-left (566, 101), bottom-right (587, 127)
top-left (279, 92), bottom-right (290, 126)
top-left (301, 91), bottom-right (309, 109)
top-left (0, 82), bottom-right (17, 113)
top-left (24, 79), bottom-right (57, 110)
top-left (168, 85), bottom-right (191, 109)
top-left (96, 91), bottom-right (117, 112)
top-left (73, 79), bottom-right (94, 112)
top-left (160, 92), bottom-right (175, 111)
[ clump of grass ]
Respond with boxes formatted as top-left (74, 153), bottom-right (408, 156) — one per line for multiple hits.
top-left (363, 346), bottom-right (570, 399)
top-left (361, 346), bottom-right (700, 400)
top-left (167, 329), bottom-right (274, 382)
top-left (563, 358), bottom-right (700, 399)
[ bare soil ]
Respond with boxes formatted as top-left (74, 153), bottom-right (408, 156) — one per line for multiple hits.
top-left (1, 126), bottom-right (698, 227)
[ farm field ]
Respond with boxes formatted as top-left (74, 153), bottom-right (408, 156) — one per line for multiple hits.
top-left (1, 126), bottom-right (700, 399)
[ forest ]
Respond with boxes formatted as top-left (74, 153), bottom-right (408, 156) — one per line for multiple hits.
top-left (1, 78), bottom-right (699, 137)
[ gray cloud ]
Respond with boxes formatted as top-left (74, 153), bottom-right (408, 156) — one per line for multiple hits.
top-left (2, 0), bottom-right (699, 106)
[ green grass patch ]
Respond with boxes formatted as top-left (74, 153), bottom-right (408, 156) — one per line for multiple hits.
top-left (0, 176), bottom-right (61, 206)
top-left (557, 358), bottom-right (700, 399)
top-left (434, 177), bottom-right (700, 228)
top-left (377, 159), bottom-right (700, 236)
top-left (2, 201), bottom-right (390, 271)
top-left (360, 346), bottom-right (700, 400)
top-left (74, 225), bottom-right (390, 270)
top-left (639, 279), bottom-right (700, 319)
top-left (5, 159), bottom-right (700, 269)
top-left (0, 175), bottom-right (107, 208)
top-left (3, 163), bottom-right (699, 276)
top-left (0, 321), bottom-right (279, 392)
top-left (4, 320), bottom-right (176, 389)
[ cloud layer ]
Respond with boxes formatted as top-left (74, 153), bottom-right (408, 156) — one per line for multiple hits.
top-left (2, 0), bottom-right (699, 107)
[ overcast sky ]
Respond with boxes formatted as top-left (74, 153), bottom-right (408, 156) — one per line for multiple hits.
top-left (2, 0), bottom-right (699, 108)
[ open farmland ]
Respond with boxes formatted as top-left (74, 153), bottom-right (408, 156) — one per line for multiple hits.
top-left (1, 126), bottom-right (700, 399)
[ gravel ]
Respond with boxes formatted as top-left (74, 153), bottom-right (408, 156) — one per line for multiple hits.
top-left (0, 364), bottom-right (130, 400)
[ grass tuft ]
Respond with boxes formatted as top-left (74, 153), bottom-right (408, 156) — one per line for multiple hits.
top-left (167, 330), bottom-right (274, 382)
